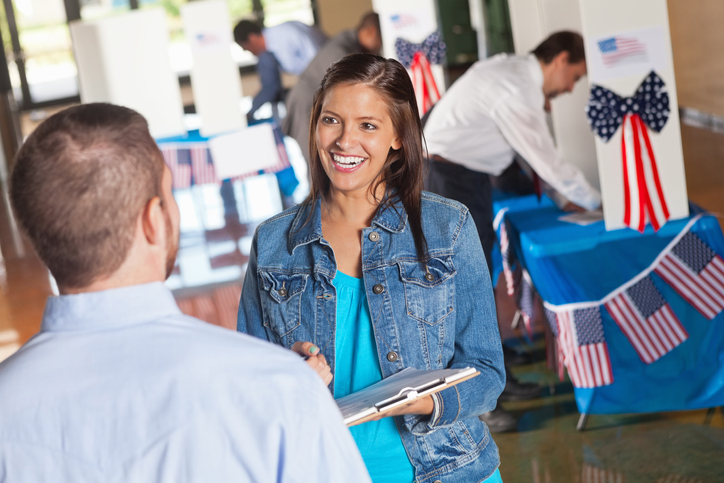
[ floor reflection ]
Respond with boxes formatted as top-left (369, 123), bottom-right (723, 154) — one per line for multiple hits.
top-left (495, 340), bottom-right (724, 483)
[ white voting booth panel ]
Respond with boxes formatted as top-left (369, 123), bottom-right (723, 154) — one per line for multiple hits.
top-left (70, 9), bottom-right (186, 139)
top-left (181, 0), bottom-right (245, 137)
top-left (508, 0), bottom-right (600, 192)
top-left (579, 0), bottom-right (688, 231)
top-left (371, 0), bottom-right (446, 97)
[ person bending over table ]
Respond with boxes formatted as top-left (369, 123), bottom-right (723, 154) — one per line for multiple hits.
top-left (423, 30), bottom-right (602, 432)
top-left (234, 19), bottom-right (327, 122)
top-left (238, 54), bottom-right (505, 483)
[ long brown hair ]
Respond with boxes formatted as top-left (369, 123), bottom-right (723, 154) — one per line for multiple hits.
top-left (306, 53), bottom-right (428, 263)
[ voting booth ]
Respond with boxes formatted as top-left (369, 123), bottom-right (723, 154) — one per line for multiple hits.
top-left (508, 0), bottom-right (688, 231)
top-left (181, 0), bottom-right (245, 137)
top-left (70, 9), bottom-right (186, 139)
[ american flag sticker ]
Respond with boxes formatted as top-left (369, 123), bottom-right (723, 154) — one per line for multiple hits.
top-left (655, 232), bottom-right (724, 319)
top-left (597, 36), bottom-right (647, 66)
top-left (605, 276), bottom-right (688, 364)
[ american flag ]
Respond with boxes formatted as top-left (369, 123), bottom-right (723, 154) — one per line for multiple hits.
top-left (544, 308), bottom-right (565, 381)
top-left (518, 272), bottom-right (535, 338)
top-left (605, 276), bottom-right (688, 364)
top-left (549, 307), bottom-right (613, 388)
top-left (654, 232), bottom-right (724, 320)
top-left (597, 36), bottom-right (647, 66)
top-left (161, 147), bottom-right (192, 189)
top-left (499, 221), bottom-right (516, 296)
top-left (188, 146), bottom-right (219, 186)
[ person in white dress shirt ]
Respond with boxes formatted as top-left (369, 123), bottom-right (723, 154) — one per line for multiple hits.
top-left (0, 103), bottom-right (370, 483)
top-left (423, 31), bottom-right (601, 433)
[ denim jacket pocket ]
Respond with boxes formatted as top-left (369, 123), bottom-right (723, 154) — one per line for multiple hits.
top-left (399, 256), bottom-right (456, 325)
top-left (258, 270), bottom-right (308, 337)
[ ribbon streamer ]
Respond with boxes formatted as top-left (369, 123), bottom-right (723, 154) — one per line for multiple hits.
top-left (410, 52), bottom-right (440, 116)
top-left (586, 71), bottom-right (671, 232)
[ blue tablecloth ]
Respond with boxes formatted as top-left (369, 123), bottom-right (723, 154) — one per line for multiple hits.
top-left (494, 194), bottom-right (724, 415)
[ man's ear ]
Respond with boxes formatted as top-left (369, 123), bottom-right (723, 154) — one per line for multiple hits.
top-left (141, 196), bottom-right (165, 247)
top-left (556, 50), bottom-right (570, 66)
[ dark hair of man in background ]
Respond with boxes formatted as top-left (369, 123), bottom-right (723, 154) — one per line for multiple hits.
top-left (10, 103), bottom-right (165, 289)
top-left (357, 11), bottom-right (380, 34)
top-left (532, 30), bottom-right (585, 64)
top-left (233, 20), bottom-right (263, 45)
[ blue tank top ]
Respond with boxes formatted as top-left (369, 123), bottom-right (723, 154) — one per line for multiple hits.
top-left (332, 271), bottom-right (415, 483)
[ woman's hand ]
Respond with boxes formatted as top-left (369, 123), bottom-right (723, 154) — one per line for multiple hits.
top-left (349, 395), bottom-right (435, 426)
top-left (292, 341), bottom-right (333, 386)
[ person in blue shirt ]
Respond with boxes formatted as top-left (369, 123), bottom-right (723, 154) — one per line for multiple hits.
top-left (1, 103), bottom-right (370, 483)
top-left (234, 20), bottom-right (327, 121)
top-left (238, 54), bottom-right (506, 483)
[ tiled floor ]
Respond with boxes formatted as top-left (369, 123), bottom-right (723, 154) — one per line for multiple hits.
top-left (1, 122), bottom-right (723, 482)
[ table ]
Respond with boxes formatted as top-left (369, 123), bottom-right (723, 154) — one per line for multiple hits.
top-left (155, 122), bottom-right (299, 196)
top-left (494, 194), bottom-right (724, 428)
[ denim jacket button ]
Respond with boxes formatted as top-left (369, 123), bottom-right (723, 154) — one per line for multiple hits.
top-left (368, 231), bottom-right (380, 242)
top-left (373, 284), bottom-right (384, 294)
top-left (425, 272), bottom-right (435, 281)
top-left (278, 288), bottom-right (288, 297)
top-left (386, 351), bottom-right (398, 362)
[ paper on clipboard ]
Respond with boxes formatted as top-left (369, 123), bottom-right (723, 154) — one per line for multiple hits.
top-left (208, 123), bottom-right (279, 180)
top-left (335, 367), bottom-right (479, 426)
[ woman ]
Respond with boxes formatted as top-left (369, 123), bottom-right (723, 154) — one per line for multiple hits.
top-left (238, 54), bottom-right (505, 483)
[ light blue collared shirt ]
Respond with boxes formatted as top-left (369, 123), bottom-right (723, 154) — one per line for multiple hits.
top-left (0, 282), bottom-right (370, 483)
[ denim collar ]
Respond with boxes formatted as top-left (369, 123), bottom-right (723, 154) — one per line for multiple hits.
top-left (288, 196), bottom-right (408, 254)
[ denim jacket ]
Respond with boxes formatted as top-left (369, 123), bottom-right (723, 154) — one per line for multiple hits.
top-left (237, 192), bottom-right (505, 483)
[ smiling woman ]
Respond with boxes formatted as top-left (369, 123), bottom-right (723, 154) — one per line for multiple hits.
top-left (237, 54), bottom-right (506, 483)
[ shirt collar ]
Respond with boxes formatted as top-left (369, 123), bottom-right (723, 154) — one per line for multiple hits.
top-left (288, 196), bottom-right (408, 253)
top-left (41, 282), bottom-right (181, 332)
top-left (527, 53), bottom-right (544, 90)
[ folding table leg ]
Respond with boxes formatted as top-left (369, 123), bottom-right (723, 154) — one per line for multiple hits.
top-left (704, 407), bottom-right (716, 425)
top-left (577, 413), bottom-right (589, 431)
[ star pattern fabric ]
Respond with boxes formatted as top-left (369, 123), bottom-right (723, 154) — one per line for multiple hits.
top-left (394, 31), bottom-right (446, 68)
top-left (586, 70), bottom-right (670, 142)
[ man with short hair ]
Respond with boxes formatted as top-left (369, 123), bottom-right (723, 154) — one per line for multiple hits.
top-left (0, 103), bottom-right (370, 482)
top-left (282, 12), bottom-right (382, 159)
top-left (423, 31), bottom-right (601, 432)
top-left (234, 20), bottom-right (326, 121)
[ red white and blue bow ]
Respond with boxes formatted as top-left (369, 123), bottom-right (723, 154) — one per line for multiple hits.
top-left (586, 71), bottom-right (671, 232)
top-left (395, 32), bottom-right (446, 116)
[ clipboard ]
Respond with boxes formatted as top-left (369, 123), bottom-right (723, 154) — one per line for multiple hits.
top-left (335, 367), bottom-right (480, 426)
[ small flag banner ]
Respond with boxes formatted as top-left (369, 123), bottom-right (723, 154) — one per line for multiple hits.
top-left (499, 221), bottom-right (516, 296)
top-left (605, 276), bottom-right (688, 364)
top-left (539, 214), bottom-right (724, 386)
top-left (544, 308), bottom-right (565, 382)
top-left (159, 124), bottom-right (292, 189)
top-left (551, 306), bottom-right (614, 388)
top-left (654, 232), bottom-right (724, 320)
top-left (518, 272), bottom-right (535, 339)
